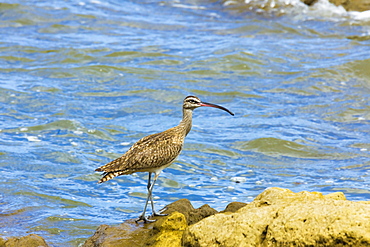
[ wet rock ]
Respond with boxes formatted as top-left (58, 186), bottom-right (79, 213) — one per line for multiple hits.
top-left (224, 0), bottom-right (370, 12)
top-left (220, 201), bottom-right (248, 213)
top-left (82, 199), bottom-right (217, 247)
top-left (82, 213), bottom-right (187, 247)
top-left (301, 0), bottom-right (319, 6)
top-left (0, 237), bottom-right (5, 246)
top-left (182, 187), bottom-right (370, 247)
top-left (0, 234), bottom-right (49, 247)
top-left (328, 0), bottom-right (370, 11)
top-left (150, 212), bottom-right (187, 247)
top-left (301, 0), bottom-right (370, 11)
top-left (163, 199), bottom-right (218, 225)
top-left (82, 221), bottom-right (153, 247)
top-left (84, 187), bottom-right (370, 247)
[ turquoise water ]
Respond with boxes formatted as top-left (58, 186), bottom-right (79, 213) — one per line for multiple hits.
top-left (1, 0), bottom-right (370, 246)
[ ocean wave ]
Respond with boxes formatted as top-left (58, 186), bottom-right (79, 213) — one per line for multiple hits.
top-left (222, 0), bottom-right (370, 21)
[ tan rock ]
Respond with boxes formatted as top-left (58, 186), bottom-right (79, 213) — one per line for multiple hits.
top-left (82, 212), bottom-right (187, 247)
top-left (182, 187), bottom-right (370, 247)
top-left (301, 0), bottom-right (370, 11)
top-left (83, 199), bottom-right (217, 247)
top-left (220, 201), bottom-right (248, 213)
top-left (84, 188), bottom-right (370, 247)
top-left (151, 212), bottom-right (187, 247)
top-left (82, 221), bottom-right (153, 247)
top-left (0, 237), bottom-right (6, 247)
top-left (1, 234), bottom-right (48, 247)
top-left (328, 0), bottom-right (370, 12)
top-left (164, 198), bottom-right (218, 225)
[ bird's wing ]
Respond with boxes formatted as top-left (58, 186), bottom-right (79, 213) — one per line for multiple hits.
top-left (96, 128), bottom-right (183, 174)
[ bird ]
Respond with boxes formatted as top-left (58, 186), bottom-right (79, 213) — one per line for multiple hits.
top-left (95, 95), bottom-right (234, 223)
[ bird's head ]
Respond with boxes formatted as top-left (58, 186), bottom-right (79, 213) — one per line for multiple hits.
top-left (183, 96), bottom-right (234, 116)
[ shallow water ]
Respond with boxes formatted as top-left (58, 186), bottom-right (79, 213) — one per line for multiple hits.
top-left (1, 0), bottom-right (370, 246)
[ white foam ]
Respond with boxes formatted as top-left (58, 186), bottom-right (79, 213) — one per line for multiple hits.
top-left (231, 176), bottom-right (247, 183)
top-left (308, 0), bottom-right (347, 19)
top-left (26, 136), bottom-right (41, 142)
top-left (225, 0), bottom-right (370, 22)
top-left (349, 10), bottom-right (370, 20)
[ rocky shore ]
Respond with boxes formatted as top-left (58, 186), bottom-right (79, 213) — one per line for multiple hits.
top-left (319, 0), bottom-right (370, 12)
top-left (225, 0), bottom-right (370, 12)
top-left (0, 234), bottom-right (48, 247)
top-left (3, 187), bottom-right (370, 247)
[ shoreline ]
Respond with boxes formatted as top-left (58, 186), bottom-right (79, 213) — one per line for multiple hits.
top-left (3, 187), bottom-right (370, 247)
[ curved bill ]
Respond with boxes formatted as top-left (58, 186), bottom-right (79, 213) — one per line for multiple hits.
top-left (199, 102), bottom-right (234, 116)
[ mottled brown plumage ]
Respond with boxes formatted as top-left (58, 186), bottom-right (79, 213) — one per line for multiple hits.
top-left (96, 126), bottom-right (185, 183)
top-left (95, 95), bottom-right (234, 223)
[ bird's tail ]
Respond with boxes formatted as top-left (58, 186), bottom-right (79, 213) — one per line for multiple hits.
top-left (96, 170), bottom-right (125, 184)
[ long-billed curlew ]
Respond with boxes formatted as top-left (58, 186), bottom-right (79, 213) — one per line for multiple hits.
top-left (95, 96), bottom-right (234, 223)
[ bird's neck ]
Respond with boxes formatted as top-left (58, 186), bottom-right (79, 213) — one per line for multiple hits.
top-left (179, 108), bottom-right (193, 137)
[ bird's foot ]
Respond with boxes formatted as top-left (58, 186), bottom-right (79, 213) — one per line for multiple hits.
top-left (135, 207), bottom-right (168, 223)
top-left (152, 212), bottom-right (168, 217)
top-left (135, 215), bottom-right (156, 224)
top-left (152, 207), bottom-right (168, 217)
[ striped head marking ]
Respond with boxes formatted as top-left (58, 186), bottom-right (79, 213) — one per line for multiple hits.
top-left (183, 95), bottom-right (234, 116)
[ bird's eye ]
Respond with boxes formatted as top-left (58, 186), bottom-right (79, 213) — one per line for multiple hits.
top-left (189, 100), bottom-right (197, 104)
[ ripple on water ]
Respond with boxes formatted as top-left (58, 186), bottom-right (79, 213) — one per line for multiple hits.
top-left (232, 137), bottom-right (363, 160)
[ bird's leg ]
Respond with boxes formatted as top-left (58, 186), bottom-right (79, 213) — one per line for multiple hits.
top-left (150, 172), bottom-right (168, 217)
top-left (135, 172), bottom-right (167, 223)
top-left (135, 172), bottom-right (155, 223)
